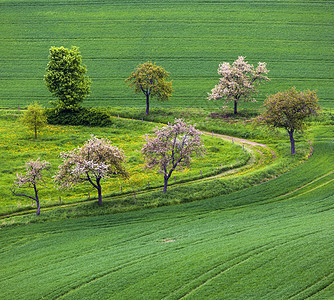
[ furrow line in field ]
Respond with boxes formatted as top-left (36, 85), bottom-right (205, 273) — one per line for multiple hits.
top-left (52, 242), bottom-right (189, 299)
top-left (276, 171), bottom-right (334, 199)
top-left (288, 271), bottom-right (334, 299)
top-left (2, 228), bottom-right (187, 289)
top-left (309, 280), bottom-right (334, 298)
top-left (162, 243), bottom-right (273, 300)
top-left (167, 231), bottom-right (322, 299)
top-left (211, 172), bottom-right (334, 216)
top-left (1, 18), bottom-right (332, 26)
top-left (1, 76), bottom-right (333, 81)
top-left (0, 58), bottom-right (332, 63)
top-left (1, 37), bottom-right (332, 43)
top-left (258, 177), bottom-right (334, 208)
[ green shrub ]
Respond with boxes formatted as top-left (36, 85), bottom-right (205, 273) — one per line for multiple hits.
top-left (46, 107), bottom-right (113, 127)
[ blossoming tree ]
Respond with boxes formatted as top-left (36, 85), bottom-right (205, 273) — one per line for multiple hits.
top-left (10, 158), bottom-right (51, 215)
top-left (208, 56), bottom-right (270, 114)
top-left (55, 136), bottom-right (128, 205)
top-left (255, 87), bottom-right (321, 154)
top-left (142, 119), bottom-right (205, 193)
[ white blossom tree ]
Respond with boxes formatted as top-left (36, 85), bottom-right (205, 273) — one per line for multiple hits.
top-left (10, 158), bottom-right (51, 215)
top-left (54, 136), bottom-right (128, 205)
top-left (208, 56), bottom-right (270, 114)
top-left (142, 119), bottom-right (206, 193)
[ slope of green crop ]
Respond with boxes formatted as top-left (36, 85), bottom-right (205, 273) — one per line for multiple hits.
top-left (0, 0), bottom-right (333, 109)
top-left (0, 125), bottom-right (332, 299)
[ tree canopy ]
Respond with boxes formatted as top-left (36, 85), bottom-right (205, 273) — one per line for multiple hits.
top-left (208, 56), bottom-right (270, 114)
top-left (142, 119), bottom-right (205, 193)
top-left (256, 87), bottom-right (321, 154)
top-left (20, 102), bottom-right (47, 140)
top-left (54, 136), bottom-right (128, 205)
top-left (44, 46), bottom-right (91, 111)
top-left (125, 61), bottom-right (173, 115)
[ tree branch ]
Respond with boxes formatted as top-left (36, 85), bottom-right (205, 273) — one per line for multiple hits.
top-left (140, 86), bottom-right (150, 96)
top-left (10, 187), bottom-right (36, 202)
top-left (86, 172), bottom-right (98, 190)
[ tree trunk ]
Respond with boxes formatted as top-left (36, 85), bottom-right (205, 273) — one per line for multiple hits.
top-left (34, 184), bottom-right (40, 215)
top-left (234, 100), bottom-right (238, 114)
top-left (36, 200), bottom-right (40, 215)
top-left (34, 115), bottom-right (38, 140)
top-left (163, 176), bottom-right (168, 193)
top-left (146, 93), bottom-right (150, 115)
top-left (288, 130), bottom-right (295, 154)
top-left (97, 185), bottom-right (102, 206)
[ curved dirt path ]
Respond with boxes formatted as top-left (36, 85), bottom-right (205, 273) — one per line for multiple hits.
top-left (204, 131), bottom-right (275, 156)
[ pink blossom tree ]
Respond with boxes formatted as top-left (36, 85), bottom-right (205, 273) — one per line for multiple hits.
top-left (208, 56), bottom-right (270, 114)
top-left (142, 119), bottom-right (206, 193)
top-left (10, 158), bottom-right (51, 215)
top-left (54, 136), bottom-right (128, 205)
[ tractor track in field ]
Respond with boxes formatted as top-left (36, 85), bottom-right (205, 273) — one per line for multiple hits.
top-left (53, 241), bottom-right (194, 300)
top-left (163, 230), bottom-right (323, 300)
top-left (0, 130), bottom-right (276, 220)
top-left (288, 270), bottom-right (334, 299)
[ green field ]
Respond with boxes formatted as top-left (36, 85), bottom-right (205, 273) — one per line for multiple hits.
top-left (0, 0), bottom-right (333, 109)
top-left (0, 127), bottom-right (333, 299)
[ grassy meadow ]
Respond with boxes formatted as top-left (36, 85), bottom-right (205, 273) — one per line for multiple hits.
top-left (0, 0), bottom-right (333, 109)
top-left (0, 109), bottom-right (253, 216)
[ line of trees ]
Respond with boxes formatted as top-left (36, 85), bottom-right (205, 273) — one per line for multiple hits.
top-left (43, 47), bottom-right (273, 115)
top-left (11, 120), bottom-right (205, 215)
top-left (42, 46), bottom-right (321, 126)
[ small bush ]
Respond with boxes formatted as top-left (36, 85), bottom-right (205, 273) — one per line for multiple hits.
top-left (46, 107), bottom-right (113, 127)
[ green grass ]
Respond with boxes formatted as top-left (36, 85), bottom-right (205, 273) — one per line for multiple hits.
top-left (0, 127), bottom-right (332, 299)
top-left (0, 0), bottom-right (333, 109)
top-left (0, 109), bottom-right (249, 215)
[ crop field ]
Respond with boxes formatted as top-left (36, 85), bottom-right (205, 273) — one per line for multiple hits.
top-left (0, 126), bottom-right (333, 299)
top-left (0, 0), bottom-right (333, 109)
